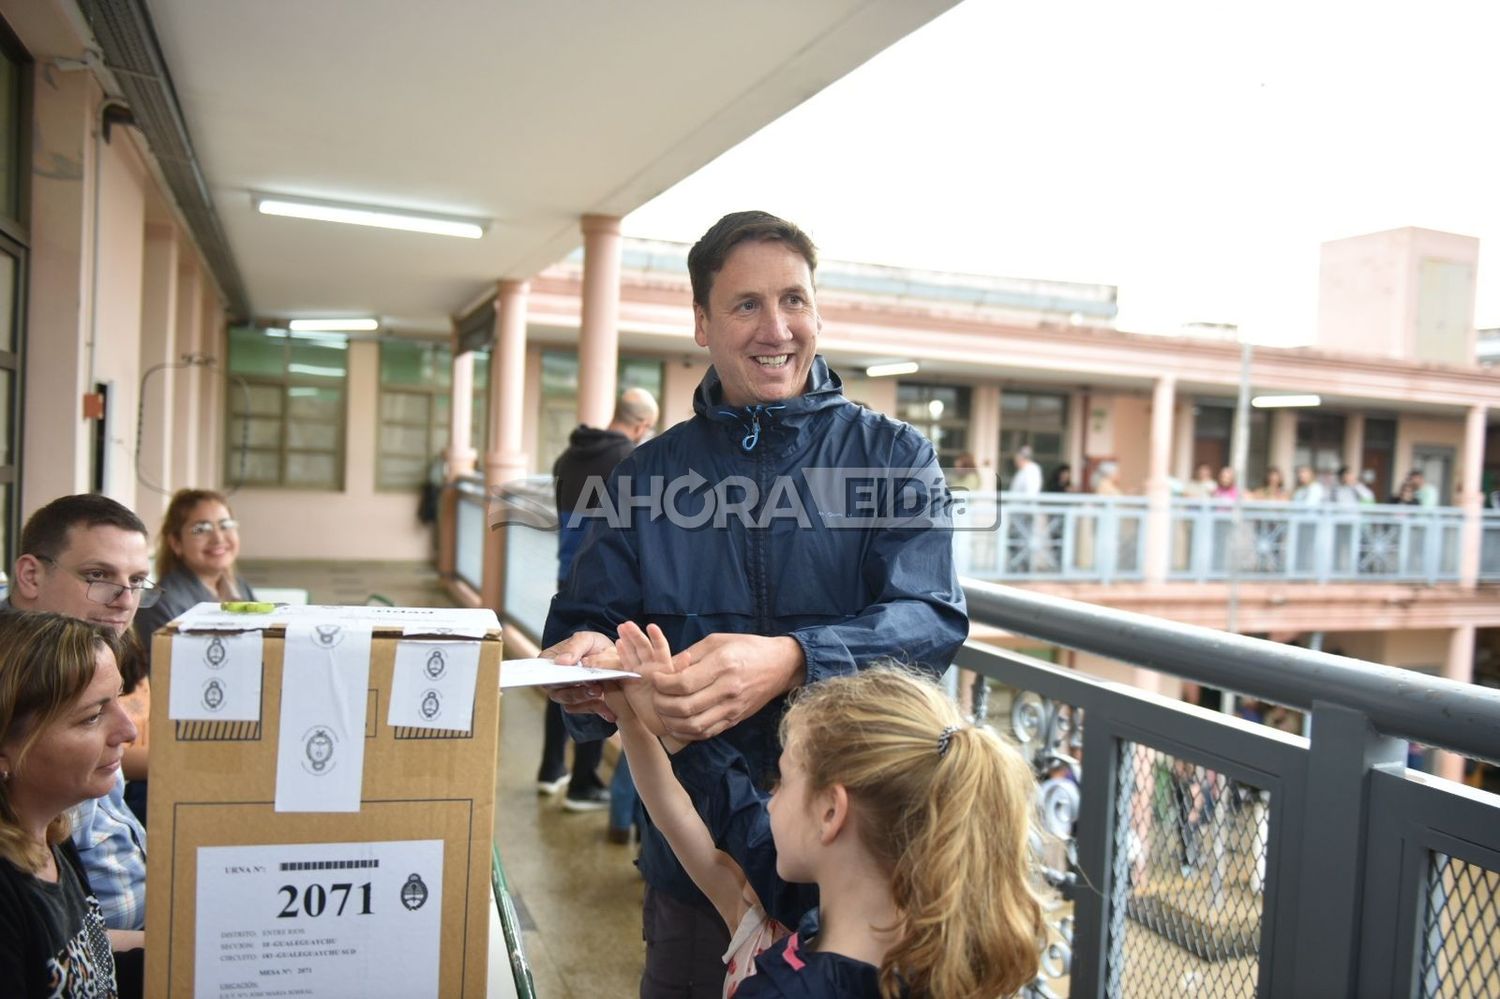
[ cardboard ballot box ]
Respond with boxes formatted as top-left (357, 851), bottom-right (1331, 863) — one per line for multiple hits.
top-left (144, 604), bottom-right (503, 999)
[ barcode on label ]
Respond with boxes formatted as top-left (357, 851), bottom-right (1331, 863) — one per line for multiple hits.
top-left (278, 859), bottom-right (381, 871)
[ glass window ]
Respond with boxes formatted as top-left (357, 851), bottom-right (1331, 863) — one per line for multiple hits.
top-left (377, 339), bottom-right (451, 491)
top-left (897, 382), bottom-right (971, 466)
top-left (997, 389), bottom-right (1070, 487)
top-left (536, 351), bottom-right (665, 473)
top-left (1294, 412), bottom-right (1348, 479)
top-left (225, 328), bottom-right (347, 489)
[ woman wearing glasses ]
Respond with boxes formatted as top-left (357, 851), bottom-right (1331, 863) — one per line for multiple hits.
top-left (134, 490), bottom-right (257, 645)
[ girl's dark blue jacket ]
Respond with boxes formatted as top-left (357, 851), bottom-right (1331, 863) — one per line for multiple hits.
top-left (672, 738), bottom-right (889, 998)
top-left (543, 358), bottom-right (968, 905)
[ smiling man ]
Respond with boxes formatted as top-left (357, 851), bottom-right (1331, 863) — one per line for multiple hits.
top-left (4, 494), bottom-right (152, 952)
top-left (543, 211), bottom-right (968, 997)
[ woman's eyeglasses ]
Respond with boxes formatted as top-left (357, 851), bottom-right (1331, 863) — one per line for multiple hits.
top-left (37, 556), bottom-right (162, 608)
top-left (188, 518), bottom-right (238, 536)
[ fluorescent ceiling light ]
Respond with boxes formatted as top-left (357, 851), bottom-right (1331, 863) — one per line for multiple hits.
top-left (1251, 394), bottom-right (1322, 409)
top-left (865, 361), bottom-right (920, 378)
top-left (288, 318), bottom-right (379, 332)
top-left (254, 194), bottom-right (487, 239)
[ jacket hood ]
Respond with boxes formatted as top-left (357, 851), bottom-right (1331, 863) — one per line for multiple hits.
top-left (562, 425), bottom-right (633, 460)
top-left (692, 356), bottom-right (847, 454)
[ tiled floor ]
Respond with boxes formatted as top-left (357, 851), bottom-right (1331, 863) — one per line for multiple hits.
top-left (240, 560), bottom-right (646, 997)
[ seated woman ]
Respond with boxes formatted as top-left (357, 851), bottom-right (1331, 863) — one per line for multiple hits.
top-left (128, 490), bottom-right (256, 829)
top-left (135, 489), bottom-right (257, 643)
top-left (0, 611), bottom-right (141, 996)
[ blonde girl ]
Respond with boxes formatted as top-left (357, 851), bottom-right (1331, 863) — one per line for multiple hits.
top-left (614, 622), bottom-right (1045, 999)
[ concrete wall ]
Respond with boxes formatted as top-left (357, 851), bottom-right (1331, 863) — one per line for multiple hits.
top-left (1316, 227), bottom-right (1479, 365)
top-left (1321, 630), bottom-right (1447, 673)
top-left (12, 12), bottom-right (228, 541)
top-left (21, 60), bottom-right (95, 514)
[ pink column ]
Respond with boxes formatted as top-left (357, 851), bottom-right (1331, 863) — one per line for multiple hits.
top-left (1343, 413), bottom-right (1365, 475)
top-left (482, 280), bottom-right (531, 612)
top-left (1144, 375), bottom-right (1176, 583)
top-left (1458, 404), bottom-right (1488, 587)
top-left (1435, 625), bottom-right (1476, 782)
top-left (1269, 409), bottom-right (1297, 482)
top-left (970, 384), bottom-right (1001, 485)
top-left (577, 214), bottom-right (622, 429)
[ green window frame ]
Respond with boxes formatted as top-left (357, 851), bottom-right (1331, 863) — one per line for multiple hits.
top-left (225, 328), bottom-right (348, 490)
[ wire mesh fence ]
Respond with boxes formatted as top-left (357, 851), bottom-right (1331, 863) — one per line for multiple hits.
top-left (1420, 854), bottom-right (1500, 999)
top-left (1105, 743), bottom-right (1268, 997)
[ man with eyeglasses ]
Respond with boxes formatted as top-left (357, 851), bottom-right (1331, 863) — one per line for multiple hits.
top-left (3, 494), bottom-right (153, 961)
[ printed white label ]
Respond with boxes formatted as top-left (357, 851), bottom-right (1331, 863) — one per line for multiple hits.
top-left (274, 623), bottom-right (373, 813)
top-left (387, 640), bottom-right (480, 732)
top-left (195, 839), bottom-right (443, 999)
top-left (169, 631), bottom-right (264, 722)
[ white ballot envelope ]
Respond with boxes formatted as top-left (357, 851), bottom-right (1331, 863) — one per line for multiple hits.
top-left (500, 657), bottom-right (640, 689)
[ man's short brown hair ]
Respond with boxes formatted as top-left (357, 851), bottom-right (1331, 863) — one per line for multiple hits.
top-left (687, 211), bottom-right (818, 313)
top-left (19, 494), bottom-right (148, 563)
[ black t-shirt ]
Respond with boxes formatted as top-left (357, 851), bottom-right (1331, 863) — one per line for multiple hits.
top-left (0, 839), bottom-right (117, 997)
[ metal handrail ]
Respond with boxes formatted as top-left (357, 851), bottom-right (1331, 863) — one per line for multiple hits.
top-left (961, 578), bottom-right (1500, 764)
top-left (491, 842), bottom-right (538, 999)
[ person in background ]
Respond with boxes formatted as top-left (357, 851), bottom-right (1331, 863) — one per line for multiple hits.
top-left (1292, 465), bottom-right (1325, 505)
top-left (1251, 467), bottom-right (1289, 501)
top-left (1408, 469), bottom-right (1438, 507)
top-left (135, 489), bottom-right (256, 643)
top-left (1010, 445), bottom-right (1042, 495)
top-left (539, 387), bottom-right (659, 828)
top-left (1182, 462), bottom-right (1217, 499)
top-left (1092, 462), bottom-right (1121, 497)
top-left (1330, 466), bottom-right (1374, 505)
top-left (1390, 479), bottom-right (1418, 505)
top-left (1213, 466), bottom-right (1240, 500)
top-left (1046, 464), bottom-right (1073, 493)
top-left (948, 452), bottom-right (980, 491)
top-left (0, 612), bottom-right (141, 997)
top-left (3, 494), bottom-right (150, 993)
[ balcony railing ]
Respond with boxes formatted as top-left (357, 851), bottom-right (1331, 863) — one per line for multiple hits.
top-left (960, 580), bottom-right (1500, 998)
top-left (956, 493), bottom-right (1500, 586)
top-left (487, 484), bottom-right (1500, 997)
top-left (955, 493), bottom-right (1147, 583)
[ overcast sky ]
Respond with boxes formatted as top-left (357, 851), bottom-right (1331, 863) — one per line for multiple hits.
top-left (624, 0), bottom-right (1499, 347)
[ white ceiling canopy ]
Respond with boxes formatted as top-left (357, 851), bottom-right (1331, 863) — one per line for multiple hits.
top-left (142, 0), bottom-right (958, 333)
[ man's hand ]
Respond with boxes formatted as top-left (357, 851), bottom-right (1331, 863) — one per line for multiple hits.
top-left (651, 633), bottom-right (806, 741)
top-left (540, 630), bottom-right (621, 722)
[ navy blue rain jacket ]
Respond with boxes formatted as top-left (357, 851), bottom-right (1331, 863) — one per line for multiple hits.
top-left (542, 357), bottom-right (968, 902)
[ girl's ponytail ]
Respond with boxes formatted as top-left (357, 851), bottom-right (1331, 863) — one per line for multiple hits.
top-left (784, 666), bottom-right (1046, 999)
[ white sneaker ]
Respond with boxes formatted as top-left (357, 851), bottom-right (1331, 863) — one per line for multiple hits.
top-left (536, 772), bottom-right (570, 795)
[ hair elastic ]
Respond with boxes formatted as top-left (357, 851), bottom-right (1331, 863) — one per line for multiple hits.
top-left (936, 724), bottom-right (961, 758)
